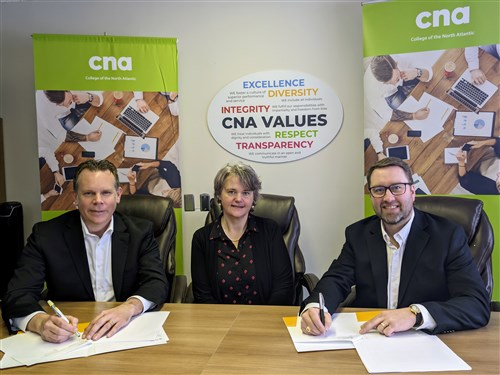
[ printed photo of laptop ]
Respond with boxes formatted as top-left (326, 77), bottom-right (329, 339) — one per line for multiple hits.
top-left (446, 70), bottom-right (498, 113)
top-left (116, 98), bottom-right (160, 138)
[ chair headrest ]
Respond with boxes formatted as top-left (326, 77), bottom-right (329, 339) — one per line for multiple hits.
top-left (414, 196), bottom-right (482, 242)
top-left (117, 195), bottom-right (174, 237)
top-left (253, 194), bottom-right (296, 233)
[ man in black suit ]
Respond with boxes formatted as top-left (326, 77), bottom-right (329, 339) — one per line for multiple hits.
top-left (300, 157), bottom-right (490, 336)
top-left (2, 160), bottom-right (169, 343)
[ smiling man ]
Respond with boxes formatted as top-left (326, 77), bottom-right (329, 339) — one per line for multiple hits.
top-left (300, 157), bottom-right (490, 337)
top-left (2, 160), bottom-right (168, 343)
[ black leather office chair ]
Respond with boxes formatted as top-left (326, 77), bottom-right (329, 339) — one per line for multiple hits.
top-left (183, 193), bottom-right (318, 305)
top-left (413, 196), bottom-right (494, 302)
top-left (116, 194), bottom-right (184, 303)
top-left (340, 195), bottom-right (495, 307)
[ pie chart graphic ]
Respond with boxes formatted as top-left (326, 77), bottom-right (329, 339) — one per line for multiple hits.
top-left (141, 143), bottom-right (151, 153)
top-left (473, 119), bottom-right (485, 130)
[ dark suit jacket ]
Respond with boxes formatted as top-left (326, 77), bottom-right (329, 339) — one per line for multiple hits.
top-left (301, 209), bottom-right (490, 334)
top-left (2, 210), bottom-right (169, 331)
top-left (191, 215), bottom-right (294, 305)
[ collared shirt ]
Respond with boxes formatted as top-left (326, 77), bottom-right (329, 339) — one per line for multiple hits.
top-left (380, 210), bottom-right (436, 330)
top-left (381, 210), bottom-right (414, 310)
top-left (81, 217), bottom-right (116, 302)
top-left (80, 217), bottom-right (152, 311)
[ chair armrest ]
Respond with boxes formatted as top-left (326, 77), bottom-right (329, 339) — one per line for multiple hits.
top-left (300, 272), bottom-right (319, 295)
top-left (338, 285), bottom-right (356, 308)
top-left (170, 275), bottom-right (187, 303)
top-left (184, 282), bottom-right (195, 303)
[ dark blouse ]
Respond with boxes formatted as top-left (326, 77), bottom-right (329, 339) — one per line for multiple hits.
top-left (212, 216), bottom-right (259, 304)
top-left (191, 214), bottom-right (294, 305)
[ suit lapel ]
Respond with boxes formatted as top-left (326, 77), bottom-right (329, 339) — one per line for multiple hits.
top-left (64, 212), bottom-right (94, 299)
top-left (111, 213), bottom-right (129, 301)
top-left (366, 219), bottom-right (389, 307)
top-left (398, 209), bottom-right (429, 306)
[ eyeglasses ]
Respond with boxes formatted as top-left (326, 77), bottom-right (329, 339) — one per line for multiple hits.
top-left (368, 183), bottom-right (413, 198)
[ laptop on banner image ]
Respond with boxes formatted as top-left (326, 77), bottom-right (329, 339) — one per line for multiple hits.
top-left (116, 98), bottom-right (160, 138)
top-left (446, 70), bottom-right (498, 113)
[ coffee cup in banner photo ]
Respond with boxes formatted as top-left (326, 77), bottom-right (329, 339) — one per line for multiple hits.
top-left (63, 154), bottom-right (74, 164)
top-left (113, 91), bottom-right (124, 105)
top-left (444, 61), bottom-right (456, 79)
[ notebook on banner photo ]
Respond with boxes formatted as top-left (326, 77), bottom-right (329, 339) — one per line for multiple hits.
top-left (446, 70), bottom-right (498, 113)
top-left (116, 98), bottom-right (160, 138)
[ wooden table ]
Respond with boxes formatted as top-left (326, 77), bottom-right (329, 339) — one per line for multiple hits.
top-left (365, 48), bottom-right (500, 194)
top-left (40, 91), bottom-right (179, 211)
top-left (1, 303), bottom-right (499, 374)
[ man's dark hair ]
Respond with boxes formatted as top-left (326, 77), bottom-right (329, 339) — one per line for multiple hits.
top-left (74, 159), bottom-right (119, 192)
top-left (367, 157), bottom-right (414, 188)
top-left (44, 90), bottom-right (67, 105)
top-left (370, 55), bottom-right (397, 83)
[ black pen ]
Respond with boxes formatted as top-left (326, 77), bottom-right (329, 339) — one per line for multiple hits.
top-left (319, 292), bottom-right (325, 326)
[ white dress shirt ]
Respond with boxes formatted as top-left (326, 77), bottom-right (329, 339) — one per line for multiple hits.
top-left (380, 210), bottom-right (436, 330)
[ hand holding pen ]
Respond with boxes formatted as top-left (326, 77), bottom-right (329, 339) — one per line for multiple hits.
top-left (300, 292), bottom-right (332, 336)
top-left (25, 300), bottom-right (80, 343)
top-left (47, 300), bottom-right (81, 338)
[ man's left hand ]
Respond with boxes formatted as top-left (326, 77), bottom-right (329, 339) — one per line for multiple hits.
top-left (359, 308), bottom-right (416, 337)
top-left (82, 299), bottom-right (143, 341)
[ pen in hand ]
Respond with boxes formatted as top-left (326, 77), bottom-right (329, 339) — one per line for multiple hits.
top-left (47, 300), bottom-right (81, 337)
top-left (319, 292), bottom-right (326, 328)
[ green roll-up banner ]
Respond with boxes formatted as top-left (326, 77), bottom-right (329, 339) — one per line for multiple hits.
top-left (33, 34), bottom-right (183, 272)
top-left (362, 0), bottom-right (499, 301)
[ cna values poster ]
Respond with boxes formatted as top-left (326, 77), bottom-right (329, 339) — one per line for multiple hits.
top-left (362, 0), bottom-right (499, 300)
top-left (207, 70), bottom-right (344, 163)
top-left (32, 34), bottom-right (181, 217)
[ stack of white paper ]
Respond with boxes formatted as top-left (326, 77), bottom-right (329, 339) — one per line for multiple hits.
top-left (285, 313), bottom-right (362, 352)
top-left (285, 312), bottom-right (471, 373)
top-left (353, 330), bottom-right (471, 373)
top-left (0, 311), bottom-right (169, 369)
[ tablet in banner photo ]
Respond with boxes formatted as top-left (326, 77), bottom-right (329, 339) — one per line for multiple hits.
top-left (207, 70), bottom-right (343, 163)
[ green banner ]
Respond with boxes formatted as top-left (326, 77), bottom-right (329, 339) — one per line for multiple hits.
top-left (33, 34), bottom-right (178, 91)
top-left (363, 0), bottom-right (500, 302)
top-left (363, 0), bottom-right (499, 57)
top-left (33, 34), bottom-right (183, 273)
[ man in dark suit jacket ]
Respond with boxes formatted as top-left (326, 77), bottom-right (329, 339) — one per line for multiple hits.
top-left (2, 160), bottom-right (168, 343)
top-left (300, 157), bottom-right (490, 337)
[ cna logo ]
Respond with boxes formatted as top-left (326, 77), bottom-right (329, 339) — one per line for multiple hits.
top-left (88, 56), bottom-right (133, 71)
top-left (416, 6), bottom-right (470, 29)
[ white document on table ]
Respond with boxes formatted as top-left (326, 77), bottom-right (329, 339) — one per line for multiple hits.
top-left (72, 116), bottom-right (124, 160)
top-left (0, 311), bottom-right (169, 369)
top-left (285, 313), bottom-right (362, 352)
top-left (399, 92), bottom-right (456, 142)
top-left (354, 329), bottom-right (471, 373)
